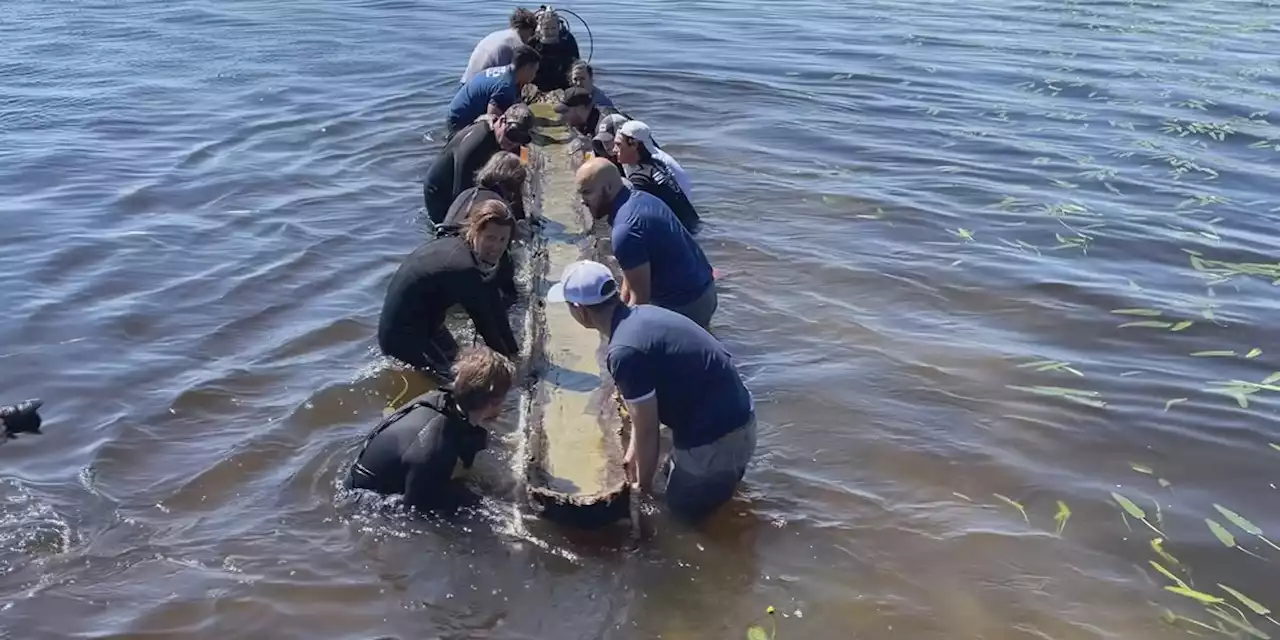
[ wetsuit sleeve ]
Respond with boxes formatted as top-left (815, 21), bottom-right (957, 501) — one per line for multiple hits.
top-left (452, 135), bottom-right (474, 199)
top-left (457, 271), bottom-right (519, 356)
top-left (607, 346), bottom-right (656, 404)
top-left (497, 252), bottom-right (518, 309)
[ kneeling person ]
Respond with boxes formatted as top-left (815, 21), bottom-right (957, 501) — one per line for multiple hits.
top-left (439, 151), bottom-right (528, 307)
top-left (379, 200), bottom-right (519, 377)
top-left (346, 346), bottom-right (515, 511)
top-left (547, 261), bottom-right (756, 522)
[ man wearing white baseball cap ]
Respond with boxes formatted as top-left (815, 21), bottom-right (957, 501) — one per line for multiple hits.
top-left (615, 120), bottom-right (693, 199)
top-left (612, 120), bottom-right (700, 232)
top-left (547, 260), bottom-right (757, 523)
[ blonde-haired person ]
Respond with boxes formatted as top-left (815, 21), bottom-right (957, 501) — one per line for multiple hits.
top-left (346, 346), bottom-right (517, 512)
top-left (379, 200), bottom-right (520, 378)
top-left (530, 6), bottom-right (579, 91)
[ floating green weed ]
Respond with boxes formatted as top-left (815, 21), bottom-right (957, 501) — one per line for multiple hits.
top-left (1017, 359), bottom-right (1084, 376)
top-left (746, 606), bottom-right (778, 640)
top-left (1113, 492), bottom-right (1164, 535)
top-left (1008, 385), bottom-right (1106, 408)
top-left (1213, 505), bottom-right (1280, 552)
top-left (1151, 538), bottom-right (1180, 567)
top-left (1120, 320), bottom-right (1174, 329)
top-left (1054, 501), bottom-right (1071, 536)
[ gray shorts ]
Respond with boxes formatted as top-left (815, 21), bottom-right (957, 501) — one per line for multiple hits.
top-left (664, 414), bottom-right (756, 522)
top-left (663, 281), bottom-right (718, 329)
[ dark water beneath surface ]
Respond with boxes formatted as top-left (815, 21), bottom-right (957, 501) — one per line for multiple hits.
top-left (3, 0), bottom-right (1280, 637)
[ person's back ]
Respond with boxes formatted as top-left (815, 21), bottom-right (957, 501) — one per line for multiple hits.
top-left (347, 348), bottom-right (516, 512)
top-left (607, 305), bottom-right (752, 450)
top-left (461, 29), bottom-right (521, 84)
top-left (423, 120), bottom-right (500, 223)
top-left (611, 189), bottom-right (713, 308)
top-left (652, 148), bottom-right (693, 199)
top-left (460, 8), bottom-right (537, 84)
top-left (625, 158), bottom-right (699, 232)
top-left (348, 390), bottom-right (486, 510)
top-left (448, 65), bottom-right (518, 133)
top-left (440, 187), bottom-right (507, 236)
top-left (378, 235), bottom-right (515, 370)
top-left (378, 237), bottom-right (474, 354)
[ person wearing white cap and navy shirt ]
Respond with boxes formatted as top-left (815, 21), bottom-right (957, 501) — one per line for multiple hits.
top-left (613, 120), bottom-right (699, 232)
top-left (546, 259), bottom-right (756, 523)
top-left (574, 158), bottom-right (717, 328)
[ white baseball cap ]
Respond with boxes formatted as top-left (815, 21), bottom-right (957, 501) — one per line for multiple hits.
top-left (546, 260), bottom-right (618, 305)
top-left (618, 120), bottom-right (655, 151)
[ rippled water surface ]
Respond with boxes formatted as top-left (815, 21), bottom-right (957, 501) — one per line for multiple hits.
top-left (4, 0), bottom-right (1280, 637)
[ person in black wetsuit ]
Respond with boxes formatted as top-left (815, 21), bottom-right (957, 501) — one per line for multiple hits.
top-left (424, 104), bottom-right (533, 225)
top-left (614, 121), bottom-right (700, 232)
top-left (345, 346), bottom-right (515, 512)
top-left (438, 151), bottom-right (528, 309)
top-left (555, 87), bottom-right (605, 138)
top-left (530, 7), bottom-right (579, 92)
top-left (378, 200), bottom-right (519, 377)
top-left (439, 150), bottom-right (528, 231)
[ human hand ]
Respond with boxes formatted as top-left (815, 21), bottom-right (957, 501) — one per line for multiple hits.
top-left (623, 449), bottom-right (639, 486)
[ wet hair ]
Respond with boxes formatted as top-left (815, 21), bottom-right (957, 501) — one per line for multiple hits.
top-left (474, 151), bottom-right (527, 193)
top-left (464, 199), bottom-right (516, 246)
top-left (513, 45), bottom-right (541, 71)
top-left (536, 8), bottom-right (561, 42)
top-left (450, 346), bottom-right (516, 413)
top-left (499, 103), bottom-right (534, 142)
top-left (569, 60), bottom-right (593, 80)
top-left (510, 8), bottom-right (537, 31)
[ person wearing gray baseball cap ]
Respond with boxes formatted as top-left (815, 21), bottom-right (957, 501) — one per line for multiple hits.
top-left (547, 260), bottom-right (757, 523)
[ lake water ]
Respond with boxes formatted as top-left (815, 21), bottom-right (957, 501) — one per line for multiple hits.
top-left (3, 0), bottom-right (1280, 637)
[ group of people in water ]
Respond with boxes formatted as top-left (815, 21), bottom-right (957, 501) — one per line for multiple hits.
top-left (349, 6), bottom-right (755, 525)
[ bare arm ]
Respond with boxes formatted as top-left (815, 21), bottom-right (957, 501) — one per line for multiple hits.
top-left (624, 396), bottom-right (661, 492)
top-left (622, 262), bottom-right (652, 306)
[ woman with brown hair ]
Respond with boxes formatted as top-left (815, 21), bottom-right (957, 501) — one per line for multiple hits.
top-left (378, 200), bottom-right (519, 379)
top-left (439, 150), bottom-right (528, 233)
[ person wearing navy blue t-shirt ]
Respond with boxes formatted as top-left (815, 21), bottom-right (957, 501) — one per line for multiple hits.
top-left (446, 45), bottom-right (540, 137)
top-left (574, 158), bottom-right (717, 328)
top-left (546, 260), bottom-right (756, 522)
